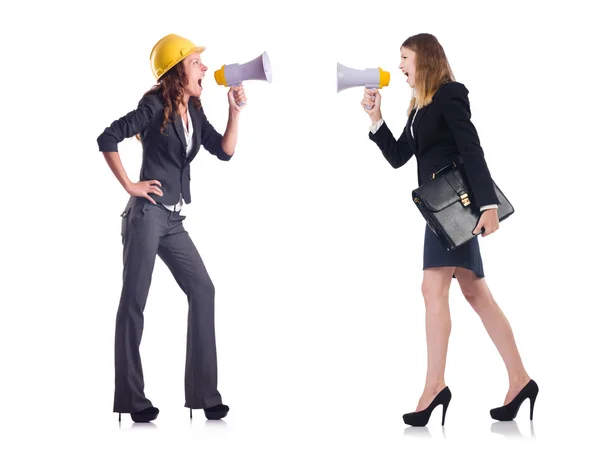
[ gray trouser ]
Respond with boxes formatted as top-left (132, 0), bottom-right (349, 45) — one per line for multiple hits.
top-left (113, 196), bottom-right (222, 413)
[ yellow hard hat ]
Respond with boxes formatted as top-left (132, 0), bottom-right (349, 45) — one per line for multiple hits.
top-left (150, 34), bottom-right (206, 80)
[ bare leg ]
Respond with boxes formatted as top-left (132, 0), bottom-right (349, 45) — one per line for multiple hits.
top-left (415, 267), bottom-right (456, 412)
top-left (454, 267), bottom-right (530, 404)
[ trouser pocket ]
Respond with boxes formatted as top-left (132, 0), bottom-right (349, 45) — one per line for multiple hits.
top-left (120, 207), bottom-right (132, 237)
top-left (120, 200), bottom-right (152, 238)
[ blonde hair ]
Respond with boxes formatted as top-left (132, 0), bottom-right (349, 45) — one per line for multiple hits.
top-left (401, 33), bottom-right (455, 115)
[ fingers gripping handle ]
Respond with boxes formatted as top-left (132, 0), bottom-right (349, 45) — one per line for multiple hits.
top-left (365, 85), bottom-right (377, 110)
top-left (230, 81), bottom-right (245, 107)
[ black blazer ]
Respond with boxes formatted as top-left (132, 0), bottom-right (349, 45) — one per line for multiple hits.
top-left (369, 81), bottom-right (498, 208)
top-left (97, 92), bottom-right (232, 205)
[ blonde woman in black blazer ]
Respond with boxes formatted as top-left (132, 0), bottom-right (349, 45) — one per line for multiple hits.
top-left (364, 33), bottom-right (538, 426)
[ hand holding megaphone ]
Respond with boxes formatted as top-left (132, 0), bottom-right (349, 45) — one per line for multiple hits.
top-left (215, 51), bottom-right (272, 107)
top-left (362, 88), bottom-right (381, 116)
top-left (227, 85), bottom-right (246, 111)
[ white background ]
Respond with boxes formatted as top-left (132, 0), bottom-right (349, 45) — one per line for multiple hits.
top-left (1, 0), bottom-right (598, 460)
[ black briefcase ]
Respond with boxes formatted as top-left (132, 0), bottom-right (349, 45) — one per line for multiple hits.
top-left (412, 163), bottom-right (514, 251)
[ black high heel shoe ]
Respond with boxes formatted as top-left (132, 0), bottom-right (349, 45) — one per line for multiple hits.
top-left (118, 406), bottom-right (160, 423)
top-left (189, 404), bottom-right (230, 420)
top-left (490, 379), bottom-right (538, 421)
top-left (403, 387), bottom-right (452, 427)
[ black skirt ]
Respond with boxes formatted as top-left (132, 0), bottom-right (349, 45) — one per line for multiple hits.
top-left (423, 224), bottom-right (485, 278)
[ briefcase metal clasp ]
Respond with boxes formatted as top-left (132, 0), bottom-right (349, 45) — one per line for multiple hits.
top-left (460, 193), bottom-right (470, 206)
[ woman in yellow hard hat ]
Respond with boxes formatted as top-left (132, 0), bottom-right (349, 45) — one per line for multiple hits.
top-left (97, 33), bottom-right (245, 423)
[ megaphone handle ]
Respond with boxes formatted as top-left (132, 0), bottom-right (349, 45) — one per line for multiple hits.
top-left (230, 81), bottom-right (245, 106)
top-left (365, 85), bottom-right (377, 110)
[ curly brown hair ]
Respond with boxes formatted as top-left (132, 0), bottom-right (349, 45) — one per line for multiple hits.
top-left (136, 60), bottom-right (201, 141)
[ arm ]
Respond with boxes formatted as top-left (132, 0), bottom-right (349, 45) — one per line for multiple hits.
top-left (364, 88), bottom-right (413, 169)
top-left (442, 83), bottom-right (498, 207)
top-left (199, 107), bottom-right (233, 161)
top-left (368, 120), bottom-right (414, 169)
top-left (97, 95), bottom-right (156, 153)
top-left (201, 84), bottom-right (246, 160)
top-left (101, 150), bottom-right (162, 203)
top-left (221, 107), bottom-right (240, 156)
top-left (97, 95), bottom-right (163, 203)
top-left (103, 151), bottom-right (135, 193)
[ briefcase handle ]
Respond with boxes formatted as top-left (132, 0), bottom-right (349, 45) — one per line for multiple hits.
top-left (431, 162), bottom-right (457, 179)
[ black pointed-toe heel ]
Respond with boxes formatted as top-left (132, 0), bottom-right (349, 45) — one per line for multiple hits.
top-left (490, 379), bottom-right (538, 421)
top-left (403, 387), bottom-right (452, 427)
top-left (204, 404), bottom-right (229, 420)
top-left (127, 406), bottom-right (159, 423)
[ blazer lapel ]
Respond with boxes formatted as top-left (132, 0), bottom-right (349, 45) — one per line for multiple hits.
top-left (408, 104), bottom-right (431, 153)
top-left (411, 104), bottom-right (431, 152)
top-left (405, 108), bottom-right (417, 153)
top-left (410, 82), bottom-right (447, 153)
top-left (173, 115), bottom-right (187, 154)
top-left (405, 120), bottom-right (416, 154)
top-left (185, 104), bottom-right (203, 165)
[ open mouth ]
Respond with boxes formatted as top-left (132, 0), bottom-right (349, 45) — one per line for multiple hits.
top-left (198, 78), bottom-right (203, 89)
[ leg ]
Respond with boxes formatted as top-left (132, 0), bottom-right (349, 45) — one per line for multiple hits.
top-left (114, 202), bottom-right (161, 413)
top-left (157, 216), bottom-right (223, 409)
top-left (454, 267), bottom-right (530, 404)
top-left (416, 267), bottom-right (456, 411)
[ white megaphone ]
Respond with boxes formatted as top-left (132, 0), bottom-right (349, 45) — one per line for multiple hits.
top-left (337, 62), bottom-right (390, 110)
top-left (214, 52), bottom-right (272, 106)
